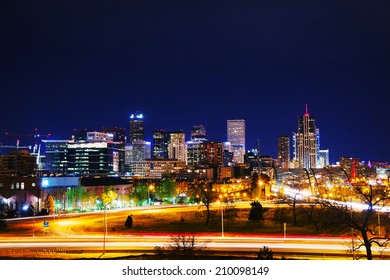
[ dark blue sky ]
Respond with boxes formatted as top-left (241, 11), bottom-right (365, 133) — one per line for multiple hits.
top-left (1, 1), bottom-right (389, 163)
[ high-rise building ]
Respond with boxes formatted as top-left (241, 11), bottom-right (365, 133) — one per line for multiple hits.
top-left (124, 140), bottom-right (152, 175)
top-left (0, 150), bottom-right (36, 176)
top-left (168, 131), bottom-right (187, 164)
top-left (201, 142), bottom-right (224, 167)
top-left (278, 133), bottom-right (290, 168)
top-left (152, 129), bottom-right (170, 159)
top-left (67, 141), bottom-right (124, 176)
top-left (43, 140), bottom-right (68, 175)
top-left (129, 113), bottom-right (144, 143)
top-left (44, 131), bottom-right (125, 176)
top-left (186, 141), bottom-right (203, 166)
top-left (293, 105), bottom-right (318, 169)
top-left (227, 119), bottom-right (246, 164)
top-left (191, 124), bottom-right (208, 142)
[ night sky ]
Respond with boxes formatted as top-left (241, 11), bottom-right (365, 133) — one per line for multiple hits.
top-left (1, 1), bottom-right (389, 163)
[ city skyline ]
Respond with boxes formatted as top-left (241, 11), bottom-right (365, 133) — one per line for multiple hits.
top-left (1, 1), bottom-right (389, 164)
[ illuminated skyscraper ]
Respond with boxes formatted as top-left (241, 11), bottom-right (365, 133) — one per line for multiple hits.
top-left (168, 131), bottom-right (187, 164)
top-left (293, 105), bottom-right (318, 169)
top-left (152, 129), bottom-right (170, 159)
top-left (227, 119), bottom-right (245, 164)
top-left (129, 113), bottom-right (144, 143)
top-left (277, 133), bottom-right (290, 168)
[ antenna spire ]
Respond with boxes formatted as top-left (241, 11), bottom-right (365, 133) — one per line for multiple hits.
top-left (304, 104), bottom-right (309, 116)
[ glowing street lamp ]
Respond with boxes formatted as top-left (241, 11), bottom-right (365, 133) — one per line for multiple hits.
top-left (148, 185), bottom-right (154, 206)
top-left (23, 204), bottom-right (35, 237)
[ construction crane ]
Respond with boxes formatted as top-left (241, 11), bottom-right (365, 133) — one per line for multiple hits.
top-left (0, 139), bottom-right (32, 150)
top-left (4, 129), bottom-right (51, 149)
top-left (3, 129), bottom-right (51, 165)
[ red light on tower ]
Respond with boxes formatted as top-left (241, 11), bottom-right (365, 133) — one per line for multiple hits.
top-left (351, 158), bottom-right (359, 178)
top-left (304, 104), bottom-right (310, 117)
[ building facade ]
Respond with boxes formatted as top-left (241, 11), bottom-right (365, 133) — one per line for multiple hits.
top-left (152, 129), bottom-right (170, 159)
top-left (168, 131), bottom-right (187, 164)
top-left (129, 113), bottom-right (144, 143)
top-left (227, 119), bottom-right (246, 164)
top-left (277, 133), bottom-right (290, 168)
top-left (293, 105), bottom-right (318, 169)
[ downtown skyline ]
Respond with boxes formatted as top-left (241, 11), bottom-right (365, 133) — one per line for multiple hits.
top-left (1, 1), bottom-right (389, 163)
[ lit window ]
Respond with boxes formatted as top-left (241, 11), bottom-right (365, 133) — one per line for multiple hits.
top-left (21, 182), bottom-right (25, 190)
top-left (16, 183), bottom-right (20, 189)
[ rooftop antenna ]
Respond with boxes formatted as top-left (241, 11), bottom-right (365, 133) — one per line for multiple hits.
top-left (304, 103), bottom-right (309, 116)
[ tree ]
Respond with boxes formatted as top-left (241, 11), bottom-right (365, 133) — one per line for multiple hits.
top-left (257, 246), bottom-right (274, 260)
top-left (132, 182), bottom-right (148, 206)
top-left (66, 187), bottom-right (75, 210)
top-left (44, 194), bottom-right (55, 215)
top-left (301, 201), bottom-right (327, 232)
top-left (272, 207), bottom-right (288, 232)
top-left (199, 181), bottom-right (216, 226)
top-left (188, 179), bottom-right (217, 226)
top-left (156, 179), bottom-right (177, 203)
top-left (248, 201), bottom-right (266, 221)
top-left (125, 215), bottom-right (133, 228)
top-left (101, 189), bottom-right (118, 207)
top-left (154, 234), bottom-right (209, 259)
top-left (279, 171), bottom-right (309, 226)
top-left (317, 180), bottom-right (390, 260)
top-left (80, 189), bottom-right (97, 211)
top-left (224, 203), bottom-right (238, 229)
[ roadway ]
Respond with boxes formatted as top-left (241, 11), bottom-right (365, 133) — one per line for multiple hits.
top-left (1, 205), bottom-right (385, 259)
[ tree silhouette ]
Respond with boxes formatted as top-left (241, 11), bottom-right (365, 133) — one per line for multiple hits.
top-left (248, 201), bottom-right (266, 221)
top-left (317, 179), bottom-right (390, 260)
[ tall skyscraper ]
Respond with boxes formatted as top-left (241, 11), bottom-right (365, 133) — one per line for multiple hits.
top-left (168, 131), bottom-right (187, 164)
top-left (152, 129), bottom-right (170, 159)
top-left (129, 113), bottom-right (144, 143)
top-left (293, 105), bottom-right (318, 169)
top-left (227, 119), bottom-right (245, 164)
top-left (278, 133), bottom-right (290, 168)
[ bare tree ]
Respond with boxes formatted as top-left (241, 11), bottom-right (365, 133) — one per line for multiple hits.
top-left (154, 234), bottom-right (209, 259)
top-left (190, 180), bottom-right (216, 226)
top-left (224, 203), bottom-right (238, 229)
top-left (317, 180), bottom-right (390, 260)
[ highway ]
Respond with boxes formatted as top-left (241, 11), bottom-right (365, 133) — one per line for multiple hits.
top-left (1, 205), bottom-right (388, 259)
top-left (0, 235), bottom-right (364, 259)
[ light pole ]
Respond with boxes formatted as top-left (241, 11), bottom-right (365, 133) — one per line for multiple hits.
top-left (23, 204), bottom-right (35, 237)
top-left (221, 202), bottom-right (224, 238)
top-left (100, 202), bottom-right (109, 258)
top-left (218, 200), bottom-right (224, 238)
top-left (148, 185), bottom-right (154, 206)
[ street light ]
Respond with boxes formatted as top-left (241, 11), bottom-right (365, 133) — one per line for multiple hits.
top-left (23, 203), bottom-right (35, 237)
top-left (100, 202), bottom-right (109, 258)
top-left (148, 185), bottom-right (154, 206)
top-left (217, 200), bottom-right (224, 238)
